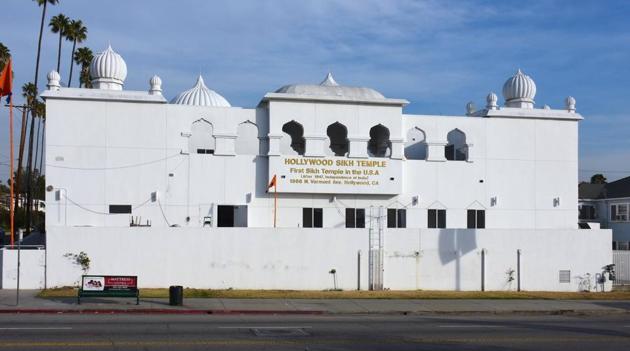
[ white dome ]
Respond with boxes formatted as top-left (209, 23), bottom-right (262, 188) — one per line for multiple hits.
top-left (47, 70), bottom-right (60, 82)
top-left (486, 92), bottom-right (498, 110)
top-left (171, 76), bottom-right (231, 107)
top-left (46, 70), bottom-right (61, 91)
top-left (275, 73), bottom-right (386, 100)
top-left (149, 75), bottom-right (162, 95)
top-left (89, 45), bottom-right (127, 90)
top-left (150, 75), bottom-right (162, 86)
top-left (502, 69), bottom-right (536, 108)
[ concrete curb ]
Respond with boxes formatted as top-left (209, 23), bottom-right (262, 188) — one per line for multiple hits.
top-left (0, 309), bottom-right (325, 315)
top-left (0, 308), bottom-right (626, 315)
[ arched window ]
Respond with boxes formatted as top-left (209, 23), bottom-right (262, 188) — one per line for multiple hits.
top-left (327, 122), bottom-right (349, 156)
top-left (235, 121), bottom-right (259, 155)
top-left (281, 120), bottom-right (305, 156)
top-left (445, 129), bottom-right (467, 161)
top-left (404, 127), bottom-right (427, 160)
top-left (367, 124), bottom-right (391, 158)
top-left (189, 119), bottom-right (214, 154)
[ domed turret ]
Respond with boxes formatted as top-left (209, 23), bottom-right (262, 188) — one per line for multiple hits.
top-left (502, 69), bottom-right (536, 108)
top-left (89, 45), bottom-right (128, 90)
top-left (47, 70), bottom-right (61, 91)
top-left (486, 92), bottom-right (498, 110)
top-left (565, 96), bottom-right (576, 112)
top-left (149, 75), bottom-right (162, 95)
top-left (171, 76), bottom-right (230, 107)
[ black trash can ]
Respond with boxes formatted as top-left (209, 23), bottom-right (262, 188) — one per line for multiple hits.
top-left (169, 285), bottom-right (183, 306)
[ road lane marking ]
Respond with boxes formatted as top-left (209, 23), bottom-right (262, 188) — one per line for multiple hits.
top-left (0, 327), bottom-right (73, 330)
top-left (439, 325), bottom-right (504, 328)
top-left (219, 326), bottom-right (312, 329)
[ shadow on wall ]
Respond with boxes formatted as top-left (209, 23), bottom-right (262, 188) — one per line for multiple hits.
top-left (255, 156), bottom-right (269, 198)
top-left (438, 229), bottom-right (478, 290)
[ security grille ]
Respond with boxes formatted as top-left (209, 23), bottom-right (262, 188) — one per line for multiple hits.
top-left (613, 251), bottom-right (630, 285)
top-left (559, 270), bottom-right (571, 283)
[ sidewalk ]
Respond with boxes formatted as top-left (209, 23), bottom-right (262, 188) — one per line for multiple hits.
top-left (1, 290), bottom-right (628, 315)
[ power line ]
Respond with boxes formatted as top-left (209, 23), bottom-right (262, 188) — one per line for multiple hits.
top-left (46, 153), bottom-right (182, 171)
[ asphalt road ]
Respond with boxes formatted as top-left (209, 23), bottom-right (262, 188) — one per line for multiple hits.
top-left (0, 313), bottom-right (628, 350)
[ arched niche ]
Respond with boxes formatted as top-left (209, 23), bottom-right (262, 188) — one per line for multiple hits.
top-left (404, 127), bottom-right (427, 160)
top-left (281, 120), bottom-right (305, 156)
top-left (327, 122), bottom-right (349, 156)
top-left (235, 121), bottom-right (259, 155)
top-left (445, 128), bottom-right (468, 161)
top-left (189, 119), bottom-right (215, 154)
top-left (367, 124), bottom-right (391, 158)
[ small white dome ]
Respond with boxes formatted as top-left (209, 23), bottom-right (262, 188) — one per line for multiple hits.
top-left (502, 69), bottom-right (536, 108)
top-left (89, 45), bottom-right (128, 90)
top-left (171, 76), bottom-right (230, 107)
top-left (47, 70), bottom-right (61, 91)
top-left (47, 70), bottom-right (60, 82)
top-left (565, 96), bottom-right (576, 112)
top-left (486, 92), bottom-right (498, 110)
top-left (149, 75), bottom-right (162, 95)
top-left (465, 101), bottom-right (476, 115)
top-left (150, 75), bottom-right (162, 86)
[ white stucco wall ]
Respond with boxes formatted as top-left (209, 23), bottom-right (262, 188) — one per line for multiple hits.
top-left (0, 249), bottom-right (46, 289)
top-left (44, 227), bottom-right (611, 292)
top-left (44, 94), bottom-right (580, 231)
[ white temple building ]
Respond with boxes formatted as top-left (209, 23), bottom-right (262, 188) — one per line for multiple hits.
top-left (5, 45), bottom-right (612, 291)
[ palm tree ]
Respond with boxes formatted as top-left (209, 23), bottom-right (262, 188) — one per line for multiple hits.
top-left (33, 0), bottom-right (59, 91)
top-left (49, 13), bottom-right (69, 74)
top-left (21, 83), bottom-right (38, 234)
top-left (29, 0), bottom-right (58, 235)
top-left (66, 19), bottom-right (87, 87)
top-left (73, 47), bottom-right (93, 88)
top-left (0, 42), bottom-right (10, 71)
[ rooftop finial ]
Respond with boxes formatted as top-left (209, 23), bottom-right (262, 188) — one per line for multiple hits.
top-left (320, 72), bottom-right (339, 87)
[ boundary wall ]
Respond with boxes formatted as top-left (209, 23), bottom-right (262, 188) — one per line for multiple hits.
top-left (24, 227), bottom-right (612, 292)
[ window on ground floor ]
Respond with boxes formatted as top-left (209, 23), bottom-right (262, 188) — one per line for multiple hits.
top-left (303, 208), bottom-right (323, 228)
top-left (467, 209), bottom-right (485, 229)
top-left (387, 208), bottom-right (406, 228)
top-left (346, 208), bottom-right (365, 228)
top-left (428, 209), bottom-right (446, 228)
top-left (611, 203), bottom-right (629, 222)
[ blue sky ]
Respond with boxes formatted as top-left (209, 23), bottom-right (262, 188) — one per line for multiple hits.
top-left (1, 0), bottom-right (629, 183)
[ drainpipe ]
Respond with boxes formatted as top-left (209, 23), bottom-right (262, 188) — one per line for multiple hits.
top-left (517, 249), bottom-right (521, 292)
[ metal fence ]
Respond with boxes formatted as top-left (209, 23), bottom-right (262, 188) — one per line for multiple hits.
top-left (613, 250), bottom-right (630, 286)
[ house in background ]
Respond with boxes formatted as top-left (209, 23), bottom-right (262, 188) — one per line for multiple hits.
top-left (579, 176), bottom-right (630, 249)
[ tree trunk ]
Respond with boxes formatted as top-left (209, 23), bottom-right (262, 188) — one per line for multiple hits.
top-left (39, 120), bottom-right (45, 173)
top-left (56, 32), bottom-right (62, 73)
top-left (13, 108), bottom-right (28, 227)
top-left (34, 117), bottom-right (41, 173)
top-left (34, 2), bottom-right (47, 90)
top-left (67, 40), bottom-right (77, 87)
top-left (25, 109), bottom-right (36, 235)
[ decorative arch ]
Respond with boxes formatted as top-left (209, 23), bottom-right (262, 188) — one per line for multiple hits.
top-left (235, 120), bottom-right (259, 155)
top-left (281, 120), bottom-right (305, 156)
top-left (404, 127), bottom-right (427, 160)
top-left (445, 128), bottom-right (467, 161)
top-left (367, 124), bottom-right (391, 158)
top-left (189, 119), bottom-right (215, 154)
top-left (326, 122), bottom-right (349, 156)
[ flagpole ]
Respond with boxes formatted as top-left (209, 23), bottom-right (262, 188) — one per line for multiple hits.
top-left (9, 93), bottom-right (15, 248)
top-left (273, 183), bottom-right (277, 228)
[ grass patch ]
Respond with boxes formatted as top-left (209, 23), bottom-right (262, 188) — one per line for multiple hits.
top-left (37, 288), bottom-right (630, 300)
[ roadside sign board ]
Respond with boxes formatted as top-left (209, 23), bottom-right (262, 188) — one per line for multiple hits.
top-left (81, 275), bottom-right (138, 292)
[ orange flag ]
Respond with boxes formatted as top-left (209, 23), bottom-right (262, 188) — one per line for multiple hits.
top-left (268, 174), bottom-right (277, 189)
top-left (0, 58), bottom-right (12, 98)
